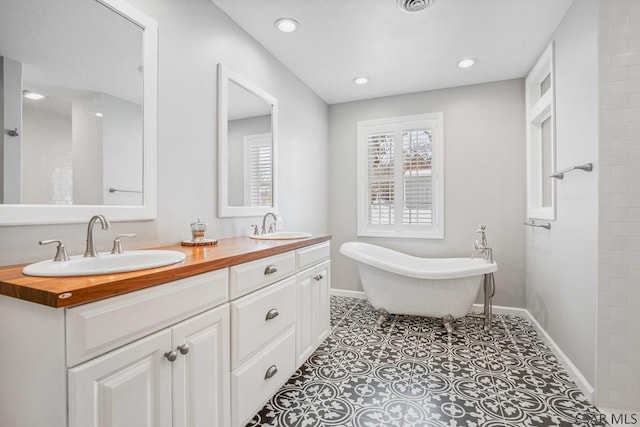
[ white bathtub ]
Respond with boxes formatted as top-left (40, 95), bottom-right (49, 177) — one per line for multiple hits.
top-left (339, 242), bottom-right (498, 319)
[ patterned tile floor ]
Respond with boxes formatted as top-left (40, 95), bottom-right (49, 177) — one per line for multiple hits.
top-left (247, 296), bottom-right (605, 427)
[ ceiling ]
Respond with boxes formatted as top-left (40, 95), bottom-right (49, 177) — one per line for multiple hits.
top-left (212, 0), bottom-right (574, 104)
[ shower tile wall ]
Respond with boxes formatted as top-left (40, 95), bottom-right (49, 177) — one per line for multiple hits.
top-left (599, 0), bottom-right (640, 410)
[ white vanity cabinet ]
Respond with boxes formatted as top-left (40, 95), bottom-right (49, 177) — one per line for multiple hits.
top-left (229, 253), bottom-right (298, 426)
top-left (296, 260), bottom-right (331, 365)
top-left (0, 238), bottom-right (331, 427)
top-left (0, 268), bottom-right (230, 427)
top-left (68, 304), bottom-right (230, 427)
top-left (229, 242), bottom-right (331, 426)
top-left (67, 269), bottom-right (231, 427)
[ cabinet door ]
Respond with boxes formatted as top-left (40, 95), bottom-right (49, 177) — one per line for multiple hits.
top-left (296, 268), bottom-right (315, 365)
top-left (172, 304), bottom-right (230, 427)
top-left (68, 330), bottom-right (172, 427)
top-left (314, 260), bottom-right (331, 345)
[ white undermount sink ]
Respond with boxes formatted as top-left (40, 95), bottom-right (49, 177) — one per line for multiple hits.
top-left (22, 250), bottom-right (186, 277)
top-left (250, 231), bottom-right (312, 240)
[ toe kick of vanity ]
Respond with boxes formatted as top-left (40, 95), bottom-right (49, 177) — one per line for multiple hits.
top-left (0, 236), bottom-right (331, 427)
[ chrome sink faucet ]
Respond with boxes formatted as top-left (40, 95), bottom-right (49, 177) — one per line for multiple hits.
top-left (261, 212), bottom-right (277, 235)
top-left (84, 215), bottom-right (111, 257)
top-left (472, 224), bottom-right (493, 263)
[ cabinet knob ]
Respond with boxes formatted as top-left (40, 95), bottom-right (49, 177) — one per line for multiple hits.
top-left (177, 343), bottom-right (190, 355)
top-left (265, 308), bottom-right (279, 321)
top-left (264, 365), bottom-right (278, 379)
top-left (164, 350), bottom-right (178, 362)
top-left (314, 274), bottom-right (323, 281)
top-left (264, 264), bottom-right (278, 275)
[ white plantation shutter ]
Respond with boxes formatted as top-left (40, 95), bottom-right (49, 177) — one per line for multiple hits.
top-left (367, 132), bottom-right (395, 225)
top-left (244, 133), bottom-right (272, 207)
top-left (357, 113), bottom-right (444, 238)
top-left (402, 129), bottom-right (433, 225)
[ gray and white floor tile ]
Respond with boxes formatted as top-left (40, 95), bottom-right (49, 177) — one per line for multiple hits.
top-left (247, 296), bottom-right (605, 427)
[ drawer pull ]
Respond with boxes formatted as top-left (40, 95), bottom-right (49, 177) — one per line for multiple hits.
top-left (313, 274), bottom-right (324, 281)
top-left (264, 365), bottom-right (278, 379)
top-left (265, 308), bottom-right (279, 321)
top-left (164, 350), bottom-right (178, 362)
top-left (177, 343), bottom-right (190, 355)
top-left (264, 264), bottom-right (278, 275)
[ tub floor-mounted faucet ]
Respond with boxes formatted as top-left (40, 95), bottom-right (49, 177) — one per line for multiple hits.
top-left (472, 224), bottom-right (493, 263)
top-left (468, 224), bottom-right (496, 331)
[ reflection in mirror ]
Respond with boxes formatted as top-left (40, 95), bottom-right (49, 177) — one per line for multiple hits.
top-left (227, 81), bottom-right (272, 207)
top-left (218, 64), bottom-right (278, 218)
top-left (0, 0), bottom-right (157, 224)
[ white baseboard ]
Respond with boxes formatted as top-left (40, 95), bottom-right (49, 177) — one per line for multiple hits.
top-left (331, 288), bottom-right (594, 402)
top-left (471, 303), bottom-right (527, 317)
top-left (330, 288), bottom-right (365, 299)
top-left (473, 303), bottom-right (594, 402)
top-left (521, 309), bottom-right (595, 402)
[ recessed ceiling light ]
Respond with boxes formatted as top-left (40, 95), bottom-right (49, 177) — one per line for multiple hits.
top-left (275, 18), bottom-right (298, 33)
top-left (457, 58), bottom-right (476, 69)
top-left (95, 112), bottom-right (104, 118)
top-left (23, 90), bottom-right (47, 100)
top-left (353, 77), bottom-right (369, 85)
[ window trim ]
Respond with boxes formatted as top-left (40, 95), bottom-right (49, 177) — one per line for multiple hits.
top-left (526, 43), bottom-right (556, 220)
top-left (356, 113), bottom-right (444, 239)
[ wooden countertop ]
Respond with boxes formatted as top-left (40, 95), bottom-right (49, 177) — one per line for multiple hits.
top-left (0, 235), bottom-right (331, 308)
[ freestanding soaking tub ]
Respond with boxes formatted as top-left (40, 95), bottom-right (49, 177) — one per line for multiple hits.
top-left (339, 242), bottom-right (498, 324)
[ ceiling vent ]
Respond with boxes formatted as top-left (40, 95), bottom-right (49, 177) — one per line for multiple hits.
top-left (397, 0), bottom-right (432, 12)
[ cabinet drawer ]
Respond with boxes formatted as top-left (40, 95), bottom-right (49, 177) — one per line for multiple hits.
top-left (229, 251), bottom-right (295, 299)
top-left (231, 277), bottom-right (295, 369)
top-left (296, 242), bottom-right (330, 270)
top-left (66, 268), bottom-right (229, 367)
top-left (231, 327), bottom-right (295, 427)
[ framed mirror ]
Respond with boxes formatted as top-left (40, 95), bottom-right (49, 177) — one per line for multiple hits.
top-left (0, 0), bottom-right (157, 225)
top-left (218, 63), bottom-right (278, 217)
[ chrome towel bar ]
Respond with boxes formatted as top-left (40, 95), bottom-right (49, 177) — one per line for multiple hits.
top-left (523, 220), bottom-right (551, 230)
top-left (550, 162), bottom-right (593, 179)
top-left (108, 187), bottom-right (142, 194)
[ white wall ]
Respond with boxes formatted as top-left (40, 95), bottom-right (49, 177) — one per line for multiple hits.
top-left (598, 0), bottom-right (640, 410)
top-left (21, 105), bottom-right (72, 204)
top-left (525, 0), bottom-right (599, 388)
top-left (0, 0), bottom-right (328, 264)
top-left (329, 79), bottom-right (527, 308)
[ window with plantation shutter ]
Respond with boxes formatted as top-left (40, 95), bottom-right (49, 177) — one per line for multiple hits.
top-left (357, 113), bottom-right (444, 238)
top-left (243, 133), bottom-right (272, 207)
top-left (367, 132), bottom-right (395, 226)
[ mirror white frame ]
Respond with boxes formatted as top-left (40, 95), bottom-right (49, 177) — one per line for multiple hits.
top-left (0, 0), bottom-right (158, 226)
top-left (217, 63), bottom-right (278, 218)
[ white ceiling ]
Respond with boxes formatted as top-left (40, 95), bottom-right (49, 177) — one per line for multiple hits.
top-left (212, 0), bottom-right (574, 104)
